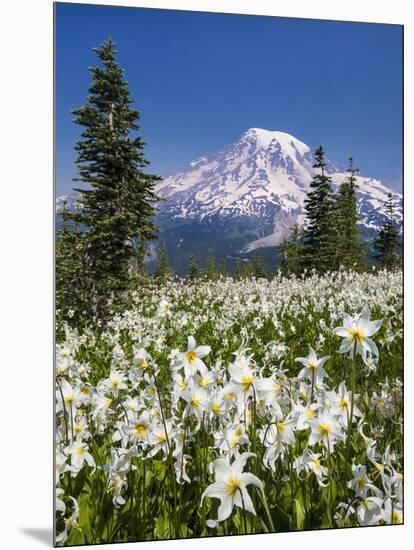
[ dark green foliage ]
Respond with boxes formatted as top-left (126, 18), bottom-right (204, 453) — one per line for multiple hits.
top-left (155, 243), bottom-right (172, 279)
top-left (253, 250), bottom-right (267, 278)
top-left (204, 249), bottom-right (217, 280)
top-left (333, 158), bottom-right (365, 271)
top-left (56, 38), bottom-right (160, 321)
top-left (234, 260), bottom-right (242, 280)
top-left (303, 146), bottom-right (336, 273)
top-left (278, 224), bottom-right (304, 276)
top-left (187, 255), bottom-right (199, 281)
top-left (218, 257), bottom-right (228, 277)
top-left (374, 193), bottom-right (401, 269)
top-left (242, 260), bottom-right (254, 279)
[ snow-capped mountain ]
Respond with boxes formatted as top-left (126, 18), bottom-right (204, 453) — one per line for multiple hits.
top-left (156, 128), bottom-right (402, 253)
top-left (56, 128), bottom-right (402, 274)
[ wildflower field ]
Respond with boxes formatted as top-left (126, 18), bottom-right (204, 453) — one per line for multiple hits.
top-left (55, 270), bottom-right (403, 545)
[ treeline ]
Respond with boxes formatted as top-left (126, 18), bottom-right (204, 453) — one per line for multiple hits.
top-left (279, 147), bottom-right (401, 276)
top-left (155, 247), bottom-right (268, 282)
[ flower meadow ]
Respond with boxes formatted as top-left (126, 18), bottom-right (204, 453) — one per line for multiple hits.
top-left (55, 270), bottom-right (403, 545)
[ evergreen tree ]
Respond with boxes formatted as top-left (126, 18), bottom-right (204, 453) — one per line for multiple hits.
top-left (242, 260), bottom-right (254, 279)
top-left (303, 146), bottom-right (335, 273)
top-left (253, 250), bottom-right (267, 278)
top-left (188, 255), bottom-right (199, 281)
top-left (56, 203), bottom-right (91, 322)
top-left (155, 243), bottom-right (172, 279)
top-left (334, 158), bottom-right (364, 270)
top-left (374, 193), bottom-right (400, 270)
top-left (278, 224), bottom-right (303, 276)
top-left (219, 257), bottom-right (228, 278)
top-left (57, 38), bottom-right (160, 320)
top-left (204, 249), bottom-right (217, 280)
top-left (235, 260), bottom-right (242, 280)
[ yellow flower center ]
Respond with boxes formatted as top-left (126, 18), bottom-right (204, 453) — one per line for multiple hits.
top-left (199, 377), bottom-right (209, 387)
top-left (191, 396), bottom-right (201, 408)
top-left (349, 327), bottom-right (366, 343)
top-left (226, 475), bottom-right (241, 496)
top-left (64, 395), bottom-right (74, 405)
top-left (157, 432), bottom-right (167, 442)
top-left (311, 458), bottom-right (321, 470)
top-left (186, 351), bottom-right (197, 364)
top-left (212, 402), bottom-right (221, 414)
top-left (392, 510), bottom-right (402, 524)
top-left (306, 409), bottom-right (316, 419)
top-left (135, 423), bottom-right (148, 437)
top-left (309, 362), bottom-right (318, 371)
top-left (339, 398), bottom-right (349, 409)
top-left (75, 446), bottom-right (85, 457)
top-left (276, 421), bottom-right (286, 433)
top-left (137, 358), bottom-right (148, 370)
top-left (235, 427), bottom-right (243, 437)
top-left (318, 423), bottom-right (331, 437)
top-left (241, 375), bottom-right (253, 390)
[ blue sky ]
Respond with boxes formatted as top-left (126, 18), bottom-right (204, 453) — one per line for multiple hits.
top-left (55, 3), bottom-right (403, 195)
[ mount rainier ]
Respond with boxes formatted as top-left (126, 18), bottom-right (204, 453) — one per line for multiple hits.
top-left (57, 128), bottom-right (402, 274)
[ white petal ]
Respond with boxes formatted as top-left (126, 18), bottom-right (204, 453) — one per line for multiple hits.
top-left (187, 336), bottom-right (196, 351)
top-left (195, 346), bottom-right (211, 358)
top-left (217, 495), bottom-right (234, 522)
top-left (232, 452), bottom-right (256, 476)
top-left (201, 481), bottom-right (227, 503)
top-left (366, 319), bottom-right (382, 337)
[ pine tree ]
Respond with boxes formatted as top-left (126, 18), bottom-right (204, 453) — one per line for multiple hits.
top-left (235, 260), bottom-right (242, 280)
top-left (57, 38), bottom-right (160, 320)
top-left (253, 250), bottom-right (267, 278)
top-left (334, 157), bottom-right (364, 270)
top-left (242, 260), bottom-right (254, 279)
top-left (374, 193), bottom-right (400, 270)
top-left (155, 243), bottom-right (172, 279)
top-left (303, 146), bottom-right (335, 273)
top-left (278, 224), bottom-right (303, 276)
top-left (188, 255), bottom-right (199, 281)
top-left (219, 257), bottom-right (228, 277)
top-left (56, 204), bottom-right (91, 322)
top-left (205, 249), bottom-right (217, 280)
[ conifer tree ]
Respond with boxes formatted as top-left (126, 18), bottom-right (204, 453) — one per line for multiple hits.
top-left (303, 146), bottom-right (335, 273)
top-left (205, 249), bottom-right (217, 280)
top-left (242, 260), bottom-right (254, 279)
top-left (278, 224), bottom-right (303, 276)
top-left (374, 193), bottom-right (400, 270)
top-left (155, 243), bottom-right (172, 279)
top-left (253, 250), bottom-right (267, 278)
top-left (188, 255), bottom-right (199, 281)
top-left (334, 157), bottom-right (364, 270)
top-left (235, 260), bottom-right (242, 280)
top-left (57, 38), bottom-right (160, 320)
top-left (219, 257), bottom-right (228, 278)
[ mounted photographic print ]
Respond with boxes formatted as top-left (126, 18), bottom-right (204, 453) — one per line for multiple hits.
top-left (55, 1), bottom-right (403, 546)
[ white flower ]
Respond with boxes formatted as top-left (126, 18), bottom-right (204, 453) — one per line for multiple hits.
top-left (333, 305), bottom-right (382, 359)
top-left (295, 347), bottom-right (330, 382)
top-left (66, 440), bottom-right (96, 472)
top-left (201, 452), bottom-right (263, 524)
top-left (175, 336), bottom-right (211, 377)
top-left (308, 409), bottom-right (342, 450)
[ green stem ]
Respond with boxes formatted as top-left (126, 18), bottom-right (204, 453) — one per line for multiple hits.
top-left (258, 489), bottom-right (275, 532)
top-left (346, 343), bottom-right (357, 462)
